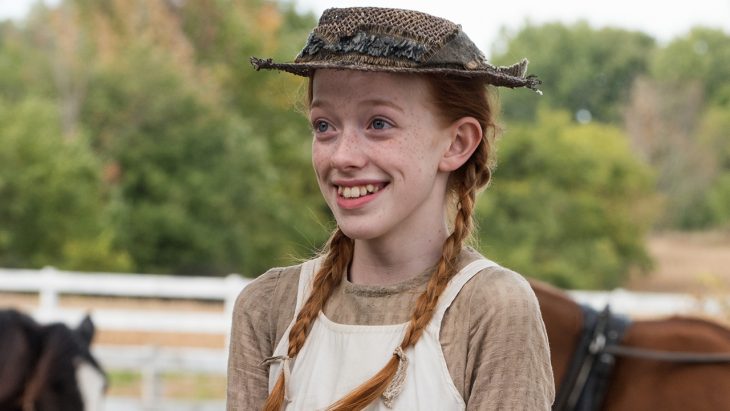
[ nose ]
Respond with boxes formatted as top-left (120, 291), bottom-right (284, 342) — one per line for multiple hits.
top-left (330, 128), bottom-right (367, 170)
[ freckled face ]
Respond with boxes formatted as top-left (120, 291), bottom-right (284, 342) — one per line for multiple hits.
top-left (310, 69), bottom-right (452, 243)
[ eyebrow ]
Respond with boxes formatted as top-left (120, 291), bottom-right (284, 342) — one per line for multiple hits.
top-left (310, 97), bottom-right (405, 114)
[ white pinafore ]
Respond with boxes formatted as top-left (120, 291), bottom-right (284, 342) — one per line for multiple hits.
top-left (267, 257), bottom-right (498, 410)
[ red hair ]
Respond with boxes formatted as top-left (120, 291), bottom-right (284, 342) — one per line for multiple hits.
top-left (263, 73), bottom-right (497, 411)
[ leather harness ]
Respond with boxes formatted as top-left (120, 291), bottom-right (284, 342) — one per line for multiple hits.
top-left (553, 305), bottom-right (630, 411)
top-left (553, 304), bottom-right (730, 411)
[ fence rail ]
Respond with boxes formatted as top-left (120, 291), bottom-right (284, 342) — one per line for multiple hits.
top-left (569, 288), bottom-right (728, 318)
top-left (0, 266), bottom-right (250, 381)
top-left (4, 267), bottom-right (729, 343)
top-left (2, 266), bottom-right (729, 408)
top-left (0, 266), bottom-right (251, 337)
top-left (0, 266), bottom-right (252, 409)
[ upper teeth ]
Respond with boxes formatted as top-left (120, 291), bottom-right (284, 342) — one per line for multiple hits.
top-left (338, 184), bottom-right (379, 198)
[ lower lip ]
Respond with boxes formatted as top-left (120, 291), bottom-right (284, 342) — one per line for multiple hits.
top-left (335, 188), bottom-right (382, 209)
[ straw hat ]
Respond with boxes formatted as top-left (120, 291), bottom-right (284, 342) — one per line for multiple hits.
top-left (251, 7), bottom-right (541, 91)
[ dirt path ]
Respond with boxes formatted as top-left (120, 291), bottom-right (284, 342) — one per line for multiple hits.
top-left (627, 230), bottom-right (730, 294)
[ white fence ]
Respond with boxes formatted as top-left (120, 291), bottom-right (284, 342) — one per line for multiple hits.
top-left (2, 266), bottom-right (729, 408)
top-left (0, 266), bottom-right (253, 366)
top-left (0, 266), bottom-right (250, 335)
top-left (0, 266), bottom-right (252, 409)
top-left (570, 287), bottom-right (729, 318)
top-left (3, 266), bottom-right (729, 345)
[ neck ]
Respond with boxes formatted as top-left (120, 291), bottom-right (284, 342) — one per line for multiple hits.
top-left (348, 222), bottom-right (450, 286)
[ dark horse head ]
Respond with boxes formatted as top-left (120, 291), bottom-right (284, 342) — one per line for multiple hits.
top-left (0, 309), bottom-right (107, 411)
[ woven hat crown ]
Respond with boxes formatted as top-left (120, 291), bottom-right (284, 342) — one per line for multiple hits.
top-left (306, 7), bottom-right (458, 61)
top-left (317, 7), bottom-right (456, 41)
top-left (251, 7), bottom-right (541, 91)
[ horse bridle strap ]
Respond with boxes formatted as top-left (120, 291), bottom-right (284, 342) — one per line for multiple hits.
top-left (603, 344), bottom-right (730, 363)
top-left (553, 304), bottom-right (630, 411)
top-left (554, 304), bottom-right (730, 411)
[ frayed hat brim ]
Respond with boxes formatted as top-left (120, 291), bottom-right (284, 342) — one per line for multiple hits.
top-left (250, 57), bottom-right (542, 91)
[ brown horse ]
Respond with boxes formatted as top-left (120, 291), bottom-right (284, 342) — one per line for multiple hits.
top-left (531, 279), bottom-right (730, 411)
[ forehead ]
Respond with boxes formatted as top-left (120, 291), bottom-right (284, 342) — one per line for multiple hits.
top-left (311, 69), bottom-right (430, 106)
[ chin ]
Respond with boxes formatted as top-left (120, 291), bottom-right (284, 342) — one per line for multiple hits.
top-left (336, 223), bottom-right (383, 241)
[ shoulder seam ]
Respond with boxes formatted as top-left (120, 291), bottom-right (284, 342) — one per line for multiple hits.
top-left (268, 267), bottom-right (285, 348)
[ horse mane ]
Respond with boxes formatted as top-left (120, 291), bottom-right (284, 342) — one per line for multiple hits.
top-left (24, 320), bottom-right (104, 410)
top-left (0, 310), bottom-right (43, 408)
top-left (0, 309), bottom-right (105, 411)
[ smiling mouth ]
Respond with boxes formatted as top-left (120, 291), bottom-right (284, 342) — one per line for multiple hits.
top-left (337, 184), bottom-right (385, 199)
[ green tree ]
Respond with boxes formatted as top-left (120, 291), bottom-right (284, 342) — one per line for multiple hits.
top-left (0, 17), bottom-right (57, 102)
top-left (176, 0), bottom-right (329, 264)
top-left (81, 44), bottom-right (287, 276)
top-left (640, 28), bottom-right (730, 228)
top-left (650, 28), bottom-right (730, 107)
top-left (695, 105), bottom-right (730, 227)
top-left (491, 22), bottom-right (656, 124)
top-left (624, 76), bottom-right (715, 229)
top-left (476, 110), bottom-right (657, 289)
top-left (0, 97), bottom-right (130, 271)
top-left (60, 0), bottom-right (326, 276)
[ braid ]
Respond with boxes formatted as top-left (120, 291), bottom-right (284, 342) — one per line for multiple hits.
top-left (402, 155), bottom-right (480, 348)
top-left (279, 74), bottom-right (495, 410)
top-left (263, 228), bottom-right (354, 411)
top-left (327, 157), bottom-right (484, 411)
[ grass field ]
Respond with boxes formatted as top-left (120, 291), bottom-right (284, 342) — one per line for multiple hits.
top-left (108, 371), bottom-right (226, 399)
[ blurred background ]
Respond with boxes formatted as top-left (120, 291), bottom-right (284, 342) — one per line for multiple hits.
top-left (0, 0), bottom-right (728, 409)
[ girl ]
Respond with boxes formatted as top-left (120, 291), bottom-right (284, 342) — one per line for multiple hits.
top-left (228, 7), bottom-right (554, 410)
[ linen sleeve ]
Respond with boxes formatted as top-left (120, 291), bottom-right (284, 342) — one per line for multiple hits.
top-left (464, 269), bottom-right (555, 410)
top-left (226, 268), bottom-right (282, 411)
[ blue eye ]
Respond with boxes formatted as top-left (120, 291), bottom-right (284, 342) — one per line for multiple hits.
top-left (314, 120), bottom-right (330, 133)
top-left (372, 119), bottom-right (390, 130)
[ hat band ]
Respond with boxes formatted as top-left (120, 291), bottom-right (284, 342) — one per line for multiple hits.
top-left (298, 31), bottom-right (429, 64)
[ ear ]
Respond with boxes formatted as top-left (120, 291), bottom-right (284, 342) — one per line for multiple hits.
top-left (438, 117), bottom-right (482, 172)
top-left (76, 313), bottom-right (95, 346)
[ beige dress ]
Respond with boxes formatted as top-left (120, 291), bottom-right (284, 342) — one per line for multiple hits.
top-left (226, 247), bottom-right (555, 410)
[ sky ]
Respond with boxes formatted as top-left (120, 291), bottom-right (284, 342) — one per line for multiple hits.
top-left (294, 0), bottom-right (730, 51)
top-left (2, 0), bottom-right (729, 52)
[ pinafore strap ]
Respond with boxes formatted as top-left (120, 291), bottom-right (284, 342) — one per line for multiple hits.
top-left (429, 258), bottom-right (499, 331)
top-left (264, 257), bottom-right (322, 397)
top-left (294, 257), bottom-right (321, 314)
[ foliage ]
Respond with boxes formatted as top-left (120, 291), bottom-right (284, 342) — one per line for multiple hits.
top-left (653, 29), bottom-right (730, 227)
top-left (476, 110), bottom-right (657, 289)
top-left (491, 22), bottom-right (656, 124)
top-left (694, 105), bottom-right (730, 227)
top-left (0, 97), bottom-right (130, 271)
top-left (80, 36), bottom-right (315, 276)
top-left (0, 0), bottom-right (325, 276)
top-left (2, 0), bottom-right (727, 288)
top-left (650, 28), bottom-right (730, 107)
top-left (0, 20), bottom-right (55, 101)
top-left (624, 77), bottom-right (711, 228)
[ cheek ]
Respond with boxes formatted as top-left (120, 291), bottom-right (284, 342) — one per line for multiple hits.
top-left (396, 130), bottom-right (443, 171)
top-left (311, 143), bottom-right (329, 177)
